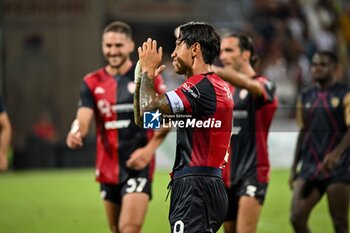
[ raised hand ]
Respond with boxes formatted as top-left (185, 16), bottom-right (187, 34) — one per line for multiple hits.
top-left (138, 38), bottom-right (163, 78)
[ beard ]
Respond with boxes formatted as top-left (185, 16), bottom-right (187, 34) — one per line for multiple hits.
top-left (173, 57), bottom-right (190, 75)
top-left (106, 55), bottom-right (128, 69)
top-left (313, 74), bottom-right (332, 85)
top-left (232, 60), bottom-right (243, 71)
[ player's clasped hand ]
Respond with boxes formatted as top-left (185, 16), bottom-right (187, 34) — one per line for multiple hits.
top-left (138, 38), bottom-right (163, 78)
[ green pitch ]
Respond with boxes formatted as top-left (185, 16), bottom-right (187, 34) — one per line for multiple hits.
top-left (0, 169), bottom-right (336, 233)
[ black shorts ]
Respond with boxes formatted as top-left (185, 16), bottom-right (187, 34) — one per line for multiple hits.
top-left (100, 177), bottom-right (152, 205)
top-left (299, 178), bottom-right (350, 199)
top-left (225, 177), bottom-right (268, 221)
top-left (169, 167), bottom-right (228, 233)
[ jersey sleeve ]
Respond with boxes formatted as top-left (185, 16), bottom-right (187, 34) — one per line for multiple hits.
top-left (78, 82), bottom-right (95, 109)
top-left (165, 75), bottom-right (216, 115)
top-left (343, 91), bottom-right (350, 127)
top-left (255, 76), bottom-right (276, 104)
top-left (296, 95), bottom-right (304, 129)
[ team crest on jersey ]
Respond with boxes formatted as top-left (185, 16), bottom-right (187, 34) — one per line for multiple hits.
top-left (331, 97), bottom-right (340, 108)
top-left (239, 89), bottom-right (248, 99)
top-left (128, 82), bottom-right (136, 94)
top-left (97, 99), bottom-right (112, 117)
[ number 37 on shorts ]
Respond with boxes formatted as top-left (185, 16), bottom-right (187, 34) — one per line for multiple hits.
top-left (125, 177), bottom-right (148, 193)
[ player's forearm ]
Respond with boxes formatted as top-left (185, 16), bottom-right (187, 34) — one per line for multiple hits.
top-left (215, 66), bottom-right (262, 96)
top-left (69, 118), bottom-right (89, 139)
top-left (215, 66), bottom-right (246, 87)
top-left (147, 127), bottom-right (170, 150)
top-left (134, 81), bottom-right (143, 127)
top-left (140, 72), bottom-right (159, 112)
top-left (140, 73), bottom-right (171, 114)
top-left (74, 108), bottom-right (93, 137)
top-left (77, 121), bottom-right (90, 137)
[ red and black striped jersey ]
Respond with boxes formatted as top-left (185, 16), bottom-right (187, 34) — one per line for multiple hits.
top-left (165, 72), bottom-right (233, 172)
top-left (223, 75), bottom-right (277, 187)
top-left (79, 64), bottom-right (166, 184)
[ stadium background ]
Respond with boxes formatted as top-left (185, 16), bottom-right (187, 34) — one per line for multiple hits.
top-left (0, 0), bottom-right (349, 232)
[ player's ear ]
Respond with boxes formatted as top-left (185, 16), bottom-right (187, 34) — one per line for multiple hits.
top-left (129, 39), bottom-right (135, 53)
top-left (242, 50), bottom-right (251, 63)
top-left (191, 42), bottom-right (200, 58)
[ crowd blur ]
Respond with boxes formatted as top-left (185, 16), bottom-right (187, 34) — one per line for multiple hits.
top-left (162, 0), bottom-right (350, 118)
top-left (236, 0), bottom-right (350, 117)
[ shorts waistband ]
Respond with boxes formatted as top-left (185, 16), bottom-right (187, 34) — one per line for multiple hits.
top-left (172, 166), bottom-right (222, 179)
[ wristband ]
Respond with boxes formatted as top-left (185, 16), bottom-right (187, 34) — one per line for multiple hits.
top-left (70, 119), bottom-right (80, 134)
top-left (134, 60), bottom-right (142, 83)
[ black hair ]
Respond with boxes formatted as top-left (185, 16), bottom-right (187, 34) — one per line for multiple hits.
top-left (178, 22), bottom-right (220, 65)
top-left (314, 51), bottom-right (338, 64)
top-left (103, 21), bottom-right (132, 38)
top-left (223, 33), bottom-right (258, 67)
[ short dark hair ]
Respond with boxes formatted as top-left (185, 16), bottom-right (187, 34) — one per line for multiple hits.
top-left (178, 22), bottom-right (220, 65)
top-left (103, 21), bottom-right (132, 38)
top-left (314, 51), bottom-right (338, 64)
top-left (223, 33), bottom-right (258, 67)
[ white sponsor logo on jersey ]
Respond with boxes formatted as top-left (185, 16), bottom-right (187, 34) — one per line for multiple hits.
top-left (94, 86), bottom-right (105, 94)
top-left (182, 82), bottom-right (200, 99)
top-left (105, 120), bottom-right (131, 129)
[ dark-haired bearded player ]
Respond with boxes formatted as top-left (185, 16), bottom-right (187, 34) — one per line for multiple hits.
top-left (212, 33), bottom-right (277, 233)
top-left (135, 22), bottom-right (233, 233)
top-left (66, 21), bottom-right (168, 233)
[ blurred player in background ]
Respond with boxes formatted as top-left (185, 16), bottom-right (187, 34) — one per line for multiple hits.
top-left (289, 51), bottom-right (350, 233)
top-left (0, 95), bottom-right (12, 172)
top-left (212, 33), bottom-right (278, 233)
top-left (135, 22), bottom-right (233, 232)
top-left (66, 21), bottom-right (167, 233)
